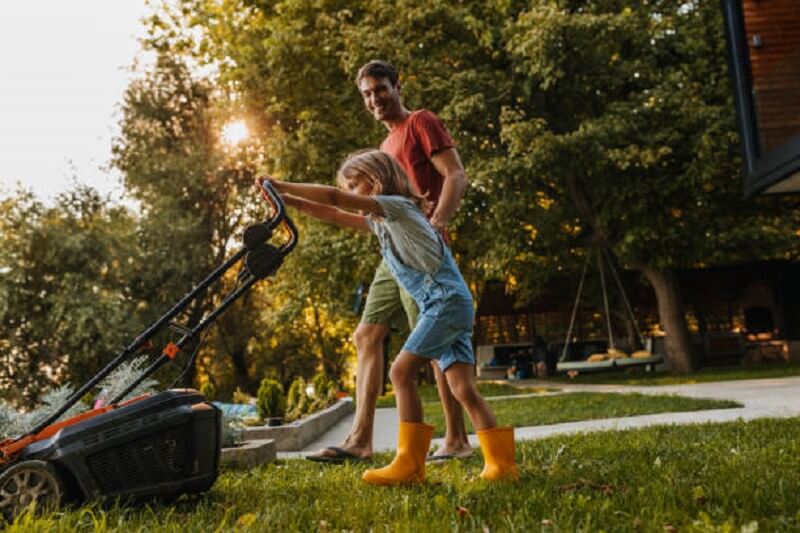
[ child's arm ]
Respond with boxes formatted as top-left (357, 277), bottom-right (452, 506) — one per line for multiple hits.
top-left (283, 194), bottom-right (371, 231)
top-left (264, 177), bottom-right (385, 217)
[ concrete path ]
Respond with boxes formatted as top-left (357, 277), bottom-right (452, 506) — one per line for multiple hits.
top-left (279, 376), bottom-right (800, 458)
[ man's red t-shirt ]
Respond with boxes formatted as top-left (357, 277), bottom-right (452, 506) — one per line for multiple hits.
top-left (380, 109), bottom-right (455, 215)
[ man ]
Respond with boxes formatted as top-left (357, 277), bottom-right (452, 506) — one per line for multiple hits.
top-left (307, 60), bottom-right (473, 462)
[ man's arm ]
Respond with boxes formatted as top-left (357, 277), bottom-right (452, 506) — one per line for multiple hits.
top-left (283, 194), bottom-right (370, 231)
top-left (429, 147), bottom-right (467, 232)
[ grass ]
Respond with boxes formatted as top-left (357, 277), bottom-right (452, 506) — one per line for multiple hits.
top-left (9, 417), bottom-right (800, 531)
top-left (423, 392), bottom-right (739, 438)
top-left (545, 361), bottom-right (800, 386)
top-left (375, 382), bottom-right (554, 408)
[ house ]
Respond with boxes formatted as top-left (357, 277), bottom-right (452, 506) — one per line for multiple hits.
top-left (474, 261), bottom-right (800, 376)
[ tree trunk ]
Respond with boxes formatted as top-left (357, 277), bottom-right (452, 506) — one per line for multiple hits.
top-left (230, 348), bottom-right (252, 393)
top-left (640, 266), bottom-right (694, 373)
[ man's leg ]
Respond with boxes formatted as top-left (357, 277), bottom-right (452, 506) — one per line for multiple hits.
top-left (429, 363), bottom-right (472, 458)
top-left (340, 321), bottom-right (390, 456)
top-left (307, 261), bottom-right (404, 461)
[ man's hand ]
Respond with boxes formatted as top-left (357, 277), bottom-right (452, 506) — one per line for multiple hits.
top-left (429, 212), bottom-right (448, 235)
top-left (429, 148), bottom-right (467, 235)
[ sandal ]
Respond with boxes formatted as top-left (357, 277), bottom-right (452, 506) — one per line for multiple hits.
top-left (306, 446), bottom-right (368, 465)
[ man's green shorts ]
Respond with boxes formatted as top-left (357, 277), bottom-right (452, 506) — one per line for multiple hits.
top-left (361, 260), bottom-right (419, 332)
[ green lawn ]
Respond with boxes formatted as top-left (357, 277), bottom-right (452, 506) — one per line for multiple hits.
top-left (424, 392), bottom-right (739, 438)
top-left (10, 417), bottom-right (800, 531)
top-left (375, 382), bottom-right (554, 408)
top-left (545, 362), bottom-right (800, 386)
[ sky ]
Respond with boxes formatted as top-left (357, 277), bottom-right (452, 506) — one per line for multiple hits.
top-left (0, 1), bottom-right (151, 202)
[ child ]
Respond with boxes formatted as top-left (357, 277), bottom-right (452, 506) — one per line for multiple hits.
top-left (258, 149), bottom-right (518, 485)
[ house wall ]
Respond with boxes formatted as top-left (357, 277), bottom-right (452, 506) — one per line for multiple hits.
top-left (742, 0), bottom-right (800, 151)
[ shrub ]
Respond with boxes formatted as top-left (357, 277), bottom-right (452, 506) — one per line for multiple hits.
top-left (312, 373), bottom-right (330, 400)
top-left (256, 378), bottom-right (285, 420)
top-left (232, 387), bottom-right (252, 405)
top-left (285, 377), bottom-right (308, 422)
top-left (0, 355), bottom-right (157, 440)
top-left (221, 416), bottom-right (244, 447)
top-left (308, 373), bottom-right (339, 414)
top-left (200, 381), bottom-right (216, 401)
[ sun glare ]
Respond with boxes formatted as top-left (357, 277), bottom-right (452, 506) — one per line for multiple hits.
top-left (221, 120), bottom-right (250, 145)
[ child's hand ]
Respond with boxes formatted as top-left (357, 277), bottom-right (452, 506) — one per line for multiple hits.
top-left (255, 175), bottom-right (283, 201)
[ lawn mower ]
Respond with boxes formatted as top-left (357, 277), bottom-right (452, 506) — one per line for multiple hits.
top-left (0, 180), bottom-right (297, 522)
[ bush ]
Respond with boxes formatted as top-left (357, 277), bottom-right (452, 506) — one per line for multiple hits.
top-left (221, 416), bottom-right (244, 447)
top-left (232, 387), bottom-right (252, 405)
top-left (308, 373), bottom-right (339, 414)
top-left (200, 381), bottom-right (216, 401)
top-left (285, 377), bottom-right (308, 422)
top-left (0, 355), bottom-right (158, 440)
top-left (256, 378), bottom-right (285, 420)
top-left (312, 373), bottom-right (329, 399)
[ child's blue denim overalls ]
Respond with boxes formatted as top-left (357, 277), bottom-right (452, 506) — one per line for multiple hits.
top-left (381, 233), bottom-right (475, 371)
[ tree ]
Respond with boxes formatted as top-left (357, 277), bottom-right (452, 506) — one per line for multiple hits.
top-left (112, 51), bottom-right (266, 388)
top-left (0, 187), bottom-right (144, 405)
top-left (145, 0), bottom-right (800, 375)
top-left (493, 0), bottom-right (800, 371)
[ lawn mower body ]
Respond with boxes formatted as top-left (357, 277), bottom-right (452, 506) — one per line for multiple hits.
top-left (18, 389), bottom-right (220, 501)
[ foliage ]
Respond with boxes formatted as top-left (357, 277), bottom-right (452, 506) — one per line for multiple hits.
top-left (221, 416), bottom-right (245, 448)
top-left (94, 355), bottom-right (160, 405)
top-left (307, 372), bottom-right (339, 413)
top-left (199, 381), bottom-right (217, 401)
top-left (0, 386), bottom-right (87, 440)
top-left (256, 378), bottom-right (285, 419)
top-left (0, 188), bottom-right (145, 406)
top-left (8, 418), bottom-right (800, 531)
top-left (7, 0), bottom-right (800, 398)
top-left (284, 376), bottom-right (308, 422)
top-left (0, 355), bottom-right (158, 440)
top-left (232, 387), bottom-right (253, 405)
top-left (112, 51), bottom-right (263, 390)
top-left (144, 0), bottom-right (800, 375)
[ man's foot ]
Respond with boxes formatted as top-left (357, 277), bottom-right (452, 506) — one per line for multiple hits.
top-left (306, 445), bottom-right (371, 465)
top-left (426, 443), bottom-right (473, 463)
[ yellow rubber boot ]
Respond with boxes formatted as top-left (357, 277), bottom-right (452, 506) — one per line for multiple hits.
top-left (477, 426), bottom-right (519, 481)
top-left (362, 421), bottom-right (434, 486)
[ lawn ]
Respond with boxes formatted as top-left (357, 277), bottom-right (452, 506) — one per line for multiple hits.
top-left (10, 417), bottom-right (800, 531)
top-left (423, 392), bottom-right (739, 438)
top-left (375, 381), bottom-right (554, 408)
top-left (545, 362), bottom-right (800, 386)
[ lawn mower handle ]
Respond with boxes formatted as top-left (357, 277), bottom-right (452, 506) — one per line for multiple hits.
top-left (258, 178), bottom-right (298, 253)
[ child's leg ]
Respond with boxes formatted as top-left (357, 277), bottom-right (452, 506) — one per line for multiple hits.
top-left (362, 351), bottom-right (434, 486)
top-left (389, 351), bottom-right (429, 423)
top-left (442, 362), bottom-right (497, 430)
top-left (444, 362), bottom-right (518, 481)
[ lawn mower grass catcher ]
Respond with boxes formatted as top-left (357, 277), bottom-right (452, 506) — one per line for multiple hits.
top-left (0, 181), bottom-right (296, 523)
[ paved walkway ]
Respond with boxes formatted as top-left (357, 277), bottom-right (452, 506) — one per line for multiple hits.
top-left (279, 376), bottom-right (800, 458)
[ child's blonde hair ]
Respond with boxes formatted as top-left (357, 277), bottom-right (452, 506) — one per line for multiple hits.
top-left (336, 149), bottom-right (432, 213)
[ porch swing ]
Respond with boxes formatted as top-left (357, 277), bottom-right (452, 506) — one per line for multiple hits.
top-left (556, 248), bottom-right (663, 373)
